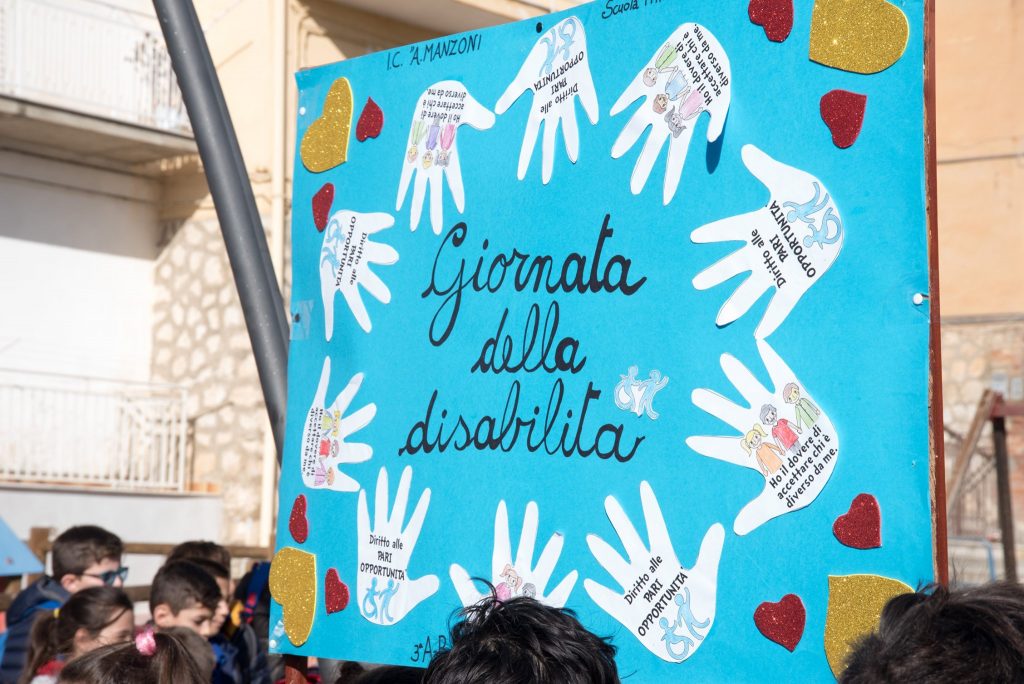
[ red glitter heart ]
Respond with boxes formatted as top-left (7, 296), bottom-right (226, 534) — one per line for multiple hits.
top-left (288, 494), bottom-right (308, 544)
top-left (833, 493), bottom-right (881, 549)
top-left (754, 594), bottom-right (805, 652)
top-left (324, 568), bottom-right (350, 614)
top-left (356, 97), bottom-right (384, 142)
top-left (312, 183), bottom-right (334, 233)
top-left (748, 0), bottom-right (794, 42)
top-left (820, 89), bottom-right (868, 149)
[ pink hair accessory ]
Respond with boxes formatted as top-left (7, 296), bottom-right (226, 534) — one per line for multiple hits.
top-left (135, 627), bottom-right (157, 656)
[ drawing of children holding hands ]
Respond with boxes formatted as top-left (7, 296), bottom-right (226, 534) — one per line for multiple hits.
top-left (760, 404), bottom-right (801, 455)
top-left (741, 425), bottom-right (784, 476)
top-left (784, 382), bottom-right (820, 430)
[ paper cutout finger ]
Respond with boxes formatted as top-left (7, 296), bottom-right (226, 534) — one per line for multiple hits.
top-left (357, 466), bottom-right (439, 624)
top-left (584, 481), bottom-right (725, 663)
top-left (396, 81), bottom-right (495, 234)
top-left (300, 356), bottom-right (375, 493)
top-left (449, 500), bottom-right (578, 608)
top-left (691, 144), bottom-right (843, 339)
top-left (320, 209), bottom-right (398, 337)
top-left (495, 16), bottom-right (599, 184)
top-left (686, 339), bottom-right (839, 535)
top-left (610, 24), bottom-right (731, 205)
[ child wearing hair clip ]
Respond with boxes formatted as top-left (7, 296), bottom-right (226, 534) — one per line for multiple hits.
top-left (56, 629), bottom-right (205, 684)
top-left (19, 586), bottom-right (134, 684)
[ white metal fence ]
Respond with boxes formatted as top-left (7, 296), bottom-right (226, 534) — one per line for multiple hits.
top-left (0, 369), bottom-right (190, 491)
top-left (0, 0), bottom-right (190, 134)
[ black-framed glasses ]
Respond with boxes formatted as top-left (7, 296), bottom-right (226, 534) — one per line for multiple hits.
top-left (81, 566), bottom-right (129, 586)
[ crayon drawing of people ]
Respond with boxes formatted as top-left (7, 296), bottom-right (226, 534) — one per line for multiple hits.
top-left (741, 425), bottom-right (784, 476)
top-left (784, 382), bottom-right (820, 430)
top-left (760, 404), bottom-right (802, 455)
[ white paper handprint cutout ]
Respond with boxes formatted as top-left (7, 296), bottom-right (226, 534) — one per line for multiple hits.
top-left (585, 481), bottom-right (724, 663)
top-left (357, 466), bottom-right (439, 625)
top-left (449, 500), bottom-right (578, 608)
top-left (396, 81), bottom-right (495, 234)
top-left (686, 339), bottom-right (838, 535)
top-left (299, 356), bottom-right (375, 492)
top-left (495, 16), bottom-right (599, 184)
top-left (320, 209), bottom-right (398, 338)
top-left (691, 144), bottom-right (844, 339)
top-left (610, 23), bottom-right (731, 204)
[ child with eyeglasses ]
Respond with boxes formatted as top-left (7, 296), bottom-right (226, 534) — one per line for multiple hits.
top-left (18, 586), bottom-right (134, 684)
top-left (0, 526), bottom-right (125, 684)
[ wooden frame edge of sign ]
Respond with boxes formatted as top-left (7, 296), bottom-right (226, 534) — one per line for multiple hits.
top-left (924, 0), bottom-right (948, 586)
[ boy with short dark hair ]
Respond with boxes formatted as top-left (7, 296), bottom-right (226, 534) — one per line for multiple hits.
top-left (0, 525), bottom-right (124, 684)
top-left (150, 560), bottom-right (222, 638)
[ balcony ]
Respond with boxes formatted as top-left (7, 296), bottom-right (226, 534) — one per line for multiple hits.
top-left (0, 368), bottom-right (192, 492)
top-left (0, 0), bottom-right (196, 168)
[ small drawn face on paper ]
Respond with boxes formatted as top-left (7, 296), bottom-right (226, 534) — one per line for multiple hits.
top-left (760, 404), bottom-right (778, 426)
top-left (422, 150), bottom-right (433, 169)
top-left (652, 93), bottom-right (668, 114)
top-left (437, 149), bottom-right (449, 167)
top-left (665, 107), bottom-right (686, 138)
top-left (784, 383), bottom-right (801, 404)
top-left (500, 564), bottom-right (522, 592)
top-left (642, 67), bottom-right (659, 87)
top-left (406, 145), bottom-right (418, 163)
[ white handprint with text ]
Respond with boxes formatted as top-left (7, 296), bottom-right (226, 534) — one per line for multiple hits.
top-left (691, 144), bottom-right (844, 339)
top-left (610, 23), bottom-right (731, 204)
top-left (686, 339), bottom-right (838, 535)
top-left (396, 81), bottom-right (495, 234)
top-left (357, 466), bottom-right (439, 625)
top-left (585, 482), bottom-right (725, 663)
top-left (495, 16), bottom-right (599, 184)
top-left (320, 209), bottom-right (398, 338)
top-left (449, 500), bottom-right (578, 608)
top-left (299, 356), bottom-right (375, 493)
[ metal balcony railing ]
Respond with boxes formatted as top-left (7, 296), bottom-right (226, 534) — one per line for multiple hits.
top-left (0, 368), bottom-right (191, 492)
top-left (0, 0), bottom-right (191, 134)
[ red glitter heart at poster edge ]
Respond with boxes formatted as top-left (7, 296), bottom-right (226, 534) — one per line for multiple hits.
top-left (325, 568), bottom-right (350, 614)
top-left (312, 183), bottom-right (334, 232)
top-left (833, 493), bottom-right (882, 549)
top-left (820, 89), bottom-right (868, 149)
top-left (754, 594), bottom-right (806, 652)
top-left (356, 97), bottom-right (384, 142)
top-left (288, 494), bottom-right (309, 544)
top-left (748, 0), bottom-right (794, 42)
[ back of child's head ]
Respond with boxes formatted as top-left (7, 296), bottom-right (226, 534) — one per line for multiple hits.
top-left (20, 586), bottom-right (133, 684)
top-left (57, 631), bottom-right (204, 684)
top-left (149, 560), bottom-right (221, 615)
top-left (166, 540), bottom-right (230, 569)
top-left (160, 627), bottom-right (215, 680)
top-left (423, 595), bottom-right (619, 684)
top-left (841, 581), bottom-right (1024, 683)
top-left (51, 526), bottom-right (123, 580)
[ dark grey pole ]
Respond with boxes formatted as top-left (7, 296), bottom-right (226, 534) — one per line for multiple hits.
top-left (152, 0), bottom-right (289, 461)
top-left (991, 415), bottom-right (1018, 582)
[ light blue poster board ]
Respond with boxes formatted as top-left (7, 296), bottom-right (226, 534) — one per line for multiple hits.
top-left (271, 1), bottom-right (934, 680)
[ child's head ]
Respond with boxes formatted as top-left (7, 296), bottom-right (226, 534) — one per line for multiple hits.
top-left (159, 628), bottom-right (215, 681)
top-left (166, 541), bottom-right (231, 570)
top-left (21, 586), bottom-right (133, 683)
top-left (424, 595), bottom-right (619, 684)
top-left (51, 526), bottom-right (124, 593)
top-left (149, 561), bottom-right (221, 637)
top-left (57, 631), bottom-right (205, 684)
top-left (187, 559), bottom-right (231, 634)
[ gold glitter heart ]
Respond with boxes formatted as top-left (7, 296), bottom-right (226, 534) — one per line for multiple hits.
top-left (824, 574), bottom-right (913, 678)
top-left (301, 77), bottom-right (354, 173)
top-left (269, 547), bottom-right (317, 646)
top-left (809, 0), bottom-right (909, 74)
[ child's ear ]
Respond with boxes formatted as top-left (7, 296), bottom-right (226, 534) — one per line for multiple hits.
top-left (59, 573), bottom-right (80, 593)
top-left (152, 604), bottom-right (174, 627)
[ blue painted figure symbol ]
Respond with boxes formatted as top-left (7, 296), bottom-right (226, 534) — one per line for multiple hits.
top-left (615, 366), bottom-right (669, 419)
top-left (361, 577), bottom-right (402, 624)
top-left (658, 587), bottom-right (710, 661)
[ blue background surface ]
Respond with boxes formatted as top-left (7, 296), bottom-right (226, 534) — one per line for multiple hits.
top-left (273, 0), bottom-right (931, 680)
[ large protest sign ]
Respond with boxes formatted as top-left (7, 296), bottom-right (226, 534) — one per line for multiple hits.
top-left (271, 0), bottom-right (938, 679)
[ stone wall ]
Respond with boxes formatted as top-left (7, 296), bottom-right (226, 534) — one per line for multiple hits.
top-left (151, 218), bottom-right (269, 544)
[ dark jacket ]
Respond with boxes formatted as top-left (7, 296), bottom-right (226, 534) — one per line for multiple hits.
top-left (0, 577), bottom-right (69, 684)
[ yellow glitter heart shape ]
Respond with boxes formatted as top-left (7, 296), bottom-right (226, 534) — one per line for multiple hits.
top-left (269, 547), bottom-right (317, 646)
top-left (824, 574), bottom-right (913, 678)
top-left (809, 0), bottom-right (909, 74)
top-left (301, 77), bottom-right (354, 173)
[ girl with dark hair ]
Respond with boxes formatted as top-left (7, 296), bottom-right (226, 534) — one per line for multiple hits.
top-left (56, 630), bottom-right (205, 684)
top-left (19, 586), bottom-right (134, 684)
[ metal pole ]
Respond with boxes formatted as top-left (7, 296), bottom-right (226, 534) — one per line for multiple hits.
top-left (991, 415), bottom-right (1018, 582)
top-left (152, 0), bottom-right (289, 461)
